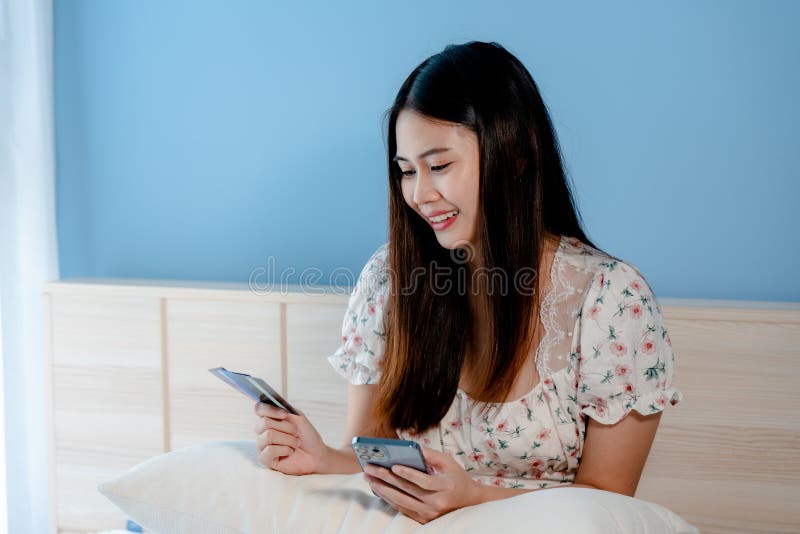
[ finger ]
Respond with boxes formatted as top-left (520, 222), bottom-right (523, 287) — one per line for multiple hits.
top-left (364, 465), bottom-right (433, 501)
top-left (389, 464), bottom-right (444, 492)
top-left (253, 416), bottom-right (297, 436)
top-left (270, 454), bottom-right (292, 470)
top-left (420, 447), bottom-right (449, 469)
top-left (369, 482), bottom-right (398, 510)
top-left (256, 429), bottom-right (296, 452)
top-left (260, 444), bottom-right (294, 464)
top-left (421, 447), bottom-right (445, 458)
top-left (257, 429), bottom-right (299, 450)
top-left (369, 483), bottom-right (424, 523)
top-left (367, 476), bottom-right (432, 520)
top-left (254, 402), bottom-right (288, 419)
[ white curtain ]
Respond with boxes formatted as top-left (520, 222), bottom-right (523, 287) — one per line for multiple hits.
top-left (0, 0), bottom-right (59, 532)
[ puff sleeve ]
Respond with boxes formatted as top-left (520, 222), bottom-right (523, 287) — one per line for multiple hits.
top-left (576, 260), bottom-right (683, 425)
top-left (326, 243), bottom-right (390, 385)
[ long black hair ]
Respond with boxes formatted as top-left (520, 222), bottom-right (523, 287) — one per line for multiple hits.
top-left (375, 41), bottom-right (603, 433)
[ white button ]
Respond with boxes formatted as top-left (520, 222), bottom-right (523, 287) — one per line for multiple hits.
top-left (568, 332), bottom-right (572, 337)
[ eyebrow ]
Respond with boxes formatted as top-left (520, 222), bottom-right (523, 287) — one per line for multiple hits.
top-left (393, 147), bottom-right (452, 162)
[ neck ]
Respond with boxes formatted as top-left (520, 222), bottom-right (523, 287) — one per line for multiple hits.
top-left (464, 232), bottom-right (560, 276)
top-left (465, 231), bottom-right (560, 326)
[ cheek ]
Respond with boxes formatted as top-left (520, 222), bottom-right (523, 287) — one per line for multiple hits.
top-left (468, 175), bottom-right (481, 214)
top-left (450, 173), bottom-right (479, 212)
top-left (400, 181), bottom-right (415, 207)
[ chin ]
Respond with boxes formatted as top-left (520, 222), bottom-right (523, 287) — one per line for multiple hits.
top-left (434, 233), bottom-right (476, 252)
top-left (434, 236), bottom-right (460, 250)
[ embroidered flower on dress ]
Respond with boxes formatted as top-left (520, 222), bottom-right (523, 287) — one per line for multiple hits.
top-left (610, 341), bottom-right (628, 357)
top-left (615, 364), bottom-right (632, 376)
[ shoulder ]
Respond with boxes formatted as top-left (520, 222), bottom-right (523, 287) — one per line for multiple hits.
top-left (366, 241), bottom-right (389, 268)
top-left (561, 237), bottom-right (661, 313)
top-left (588, 258), bottom-right (662, 319)
top-left (327, 242), bottom-right (390, 385)
top-left (354, 242), bottom-right (390, 295)
top-left (576, 245), bottom-right (671, 363)
top-left (570, 243), bottom-right (681, 423)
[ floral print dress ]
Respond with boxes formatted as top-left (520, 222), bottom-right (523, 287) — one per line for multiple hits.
top-left (327, 235), bottom-right (683, 489)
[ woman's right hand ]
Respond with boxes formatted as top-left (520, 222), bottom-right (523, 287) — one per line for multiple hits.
top-left (253, 402), bottom-right (327, 475)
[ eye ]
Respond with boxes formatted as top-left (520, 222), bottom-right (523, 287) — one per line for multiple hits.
top-left (400, 169), bottom-right (416, 177)
top-left (432, 162), bottom-right (452, 172)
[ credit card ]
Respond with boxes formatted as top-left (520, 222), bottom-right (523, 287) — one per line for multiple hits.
top-left (209, 367), bottom-right (299, 415)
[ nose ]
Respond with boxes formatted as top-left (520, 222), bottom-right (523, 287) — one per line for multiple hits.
top-left (412, 169), bottom-right (441, 207)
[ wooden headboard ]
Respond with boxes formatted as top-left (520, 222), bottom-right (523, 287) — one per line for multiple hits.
top-left (43, 278), bottom-right (800, 534)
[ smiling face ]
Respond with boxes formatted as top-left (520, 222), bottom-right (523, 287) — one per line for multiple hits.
top-left (394, 109), bottom-right (481, 250)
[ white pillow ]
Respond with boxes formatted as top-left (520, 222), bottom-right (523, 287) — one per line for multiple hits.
top-left (98, 441), bottom-right (698, 534)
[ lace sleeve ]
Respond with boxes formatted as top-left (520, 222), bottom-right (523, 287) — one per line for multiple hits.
top-left (326, 243), bottom-right (390, 385)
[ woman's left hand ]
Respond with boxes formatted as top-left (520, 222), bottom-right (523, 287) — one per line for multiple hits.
top-left (363, 447), bottom-right (483, 524)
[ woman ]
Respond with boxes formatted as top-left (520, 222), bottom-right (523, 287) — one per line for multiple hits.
top-left (253, 41), bottom-right (682, 525)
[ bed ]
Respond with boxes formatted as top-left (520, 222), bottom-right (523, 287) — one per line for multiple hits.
top-left (42, 278), bottom-right (800, 533)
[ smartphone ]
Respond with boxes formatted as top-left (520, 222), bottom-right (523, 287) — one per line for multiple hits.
top-left (351, 437), bottom-right (430, 474)
top-left (209, 367), bottom-right (299, 415)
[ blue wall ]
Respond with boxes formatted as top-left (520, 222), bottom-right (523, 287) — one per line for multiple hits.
top-left (55, 0), bottom-right (800, 301)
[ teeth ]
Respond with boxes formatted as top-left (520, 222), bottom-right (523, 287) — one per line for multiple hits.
top-left (429, 210), bottom-right (459, 223)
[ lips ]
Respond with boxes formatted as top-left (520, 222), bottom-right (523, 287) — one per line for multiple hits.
top-left (427, 210), bottom-right (459, 231)
top-left (422, 208), bottom-right (457, 216)
top-left (427, 209), bottom-right (459, 223)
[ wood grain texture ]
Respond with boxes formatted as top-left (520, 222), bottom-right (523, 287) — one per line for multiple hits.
top-left (49, 293), bottom-right (163, 533)
top-left (285, 302), bottom-right (349, 448)
top-left (165, 298), bottom-right (282, 450)
top-left (635, 314), bottom-right (800, 533)
top-left (43, 280), bottom-right (800, 534)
